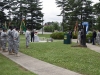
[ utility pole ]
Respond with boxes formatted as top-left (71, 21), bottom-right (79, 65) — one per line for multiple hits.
top-left (62, 0), bottom-right (65, 32)
top-left (42, 16), bottom-right (43, 34)
top-left (8, 0), bottom-right (11, 23)
top-left (20, 0), bottom-right (22, 26)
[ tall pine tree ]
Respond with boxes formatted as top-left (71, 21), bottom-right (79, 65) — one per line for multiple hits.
top-left (26, 0), bottom-right (43, 30)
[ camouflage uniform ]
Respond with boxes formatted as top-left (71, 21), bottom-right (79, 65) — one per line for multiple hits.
top-left (97, 32), bottom-right (100, 45)
top-left (0, 29), bottom-right (2, 50)
top-left (25, 30), bottom-right (31, 48)
top-left (13, 30), bottom-right (19, 55)
top-left (1, 31), bottom-right (7, 51)
top-left (7, 29), bottom-right (13, 54)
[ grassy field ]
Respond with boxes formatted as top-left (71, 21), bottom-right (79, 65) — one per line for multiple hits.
top-left (19, 34), bottom-right (100, 75)
top-left (0, 53), bottom-right (36, 75)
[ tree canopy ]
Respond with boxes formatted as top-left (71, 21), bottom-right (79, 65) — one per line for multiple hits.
top-left (56, 0), bottom-right (100, 31)
top-left (0, 0), bottom-right (44, 30)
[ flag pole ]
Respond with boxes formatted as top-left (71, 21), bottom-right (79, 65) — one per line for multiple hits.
top-left (74, 21), bottom-right (78, 43)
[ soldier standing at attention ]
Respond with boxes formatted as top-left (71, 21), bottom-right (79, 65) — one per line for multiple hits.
top-left (97, 30), bottom-right (100, 45)
top-left (0, 28), bottom-right (2, 50)
top-left (12, 26), bottom-right (16, 53)
top-left (13, 27), bottom-right (20, 57)
top-left (7, 26), bottom-right (14, 55)
top-left (25, 28), bottom-right (31, 48)
top-left (1, 29), bottom-right (8, 52)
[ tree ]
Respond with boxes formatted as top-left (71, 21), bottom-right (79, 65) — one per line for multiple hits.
top-left (52, 22), bottom-right (60, 31)
top-left (0, 0), bottom-right (44, 30)
top-left (93, 1), bottom-right (100, 30)
top-left (55, 0), bottom-right (93, 31)
top-left (26, 0), bottom-right (44, 30)
top-left (0, 0), bottom-right (10, 28)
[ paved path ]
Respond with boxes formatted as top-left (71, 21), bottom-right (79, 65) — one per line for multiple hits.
top-left (72, 39), bottom-right (100, 53)
top-left (0, 51), bottom-right (81, 75)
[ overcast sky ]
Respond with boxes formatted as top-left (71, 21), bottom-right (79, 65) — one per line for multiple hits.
top-left (40, 0), bottom-right (99, 23)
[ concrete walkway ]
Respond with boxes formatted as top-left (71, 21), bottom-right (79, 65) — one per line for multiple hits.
top-left (0, 51), bottom-right (81, 75)
top-left (72, 39), bottom-right (100, 53)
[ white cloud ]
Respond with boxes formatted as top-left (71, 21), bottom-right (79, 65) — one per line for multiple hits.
top-left (92, 0), bottom-right (99, 3)
top-left (40, 0), bottom-right (99, 23)
top-left (40, 0), bottom-right (62, 23)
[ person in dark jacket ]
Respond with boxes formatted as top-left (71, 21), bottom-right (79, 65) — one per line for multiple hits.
top-left (80, 29), bottom-right (84, 45)
top-left (92, 29), bottom-right (97, 45)
top-left (69, 30), bottom-right (73, 39)
top-left (31, 29), bottom-right (34, 42)
top-left (68, 30), bottom-right (73, 43)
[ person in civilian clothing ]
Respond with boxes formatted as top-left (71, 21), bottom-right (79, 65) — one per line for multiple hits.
top-left (67, 30), bottom-right (73, 43)
top-left (92, 29), bottom-right (97, 45)
top-left (31, 29), bottom-right (34, 42)
top-left (80, 29), bottom-right (84, 45)
top-left (34, 32), bottom-right (39, 42)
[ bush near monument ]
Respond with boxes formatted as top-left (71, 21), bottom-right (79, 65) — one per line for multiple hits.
top-left (86, 32), bottom-right (92, 43)
top-left (50, 32), bottom-right (77, 39)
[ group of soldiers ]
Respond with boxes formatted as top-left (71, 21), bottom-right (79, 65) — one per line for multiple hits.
top-left (0, 24), bottom-right (40, 56)
top-left (0, 26), bottom-right (20, 57)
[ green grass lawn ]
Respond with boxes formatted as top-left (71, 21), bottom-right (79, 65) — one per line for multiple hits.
top-left (20, 34), bottom-right (100, 75)
top-left (0, 53), bottom-right (36, 75)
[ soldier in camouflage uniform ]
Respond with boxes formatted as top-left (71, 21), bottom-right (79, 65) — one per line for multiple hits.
top-left (0, 28), bottom-right (2, 50)
top-left (1, 29), bottom-right (8, 52)
top-left (13, 27), bottom-right (20, 56)
top-left (7, 26), bottom-right (14, 54)
top-left (12, 26), bottom-right (16, 53)
top-left (25, 28), bottom-right (31, 48)
top-left (97, 30), bottom-right (100, 45)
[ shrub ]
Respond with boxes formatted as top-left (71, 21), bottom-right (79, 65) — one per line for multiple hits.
top-left (86, 32), bottom-right (92, 43)
top-left (50, 31), bottom-right (81, 39)
top-left (50, 32), bottom-right (64, 39)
